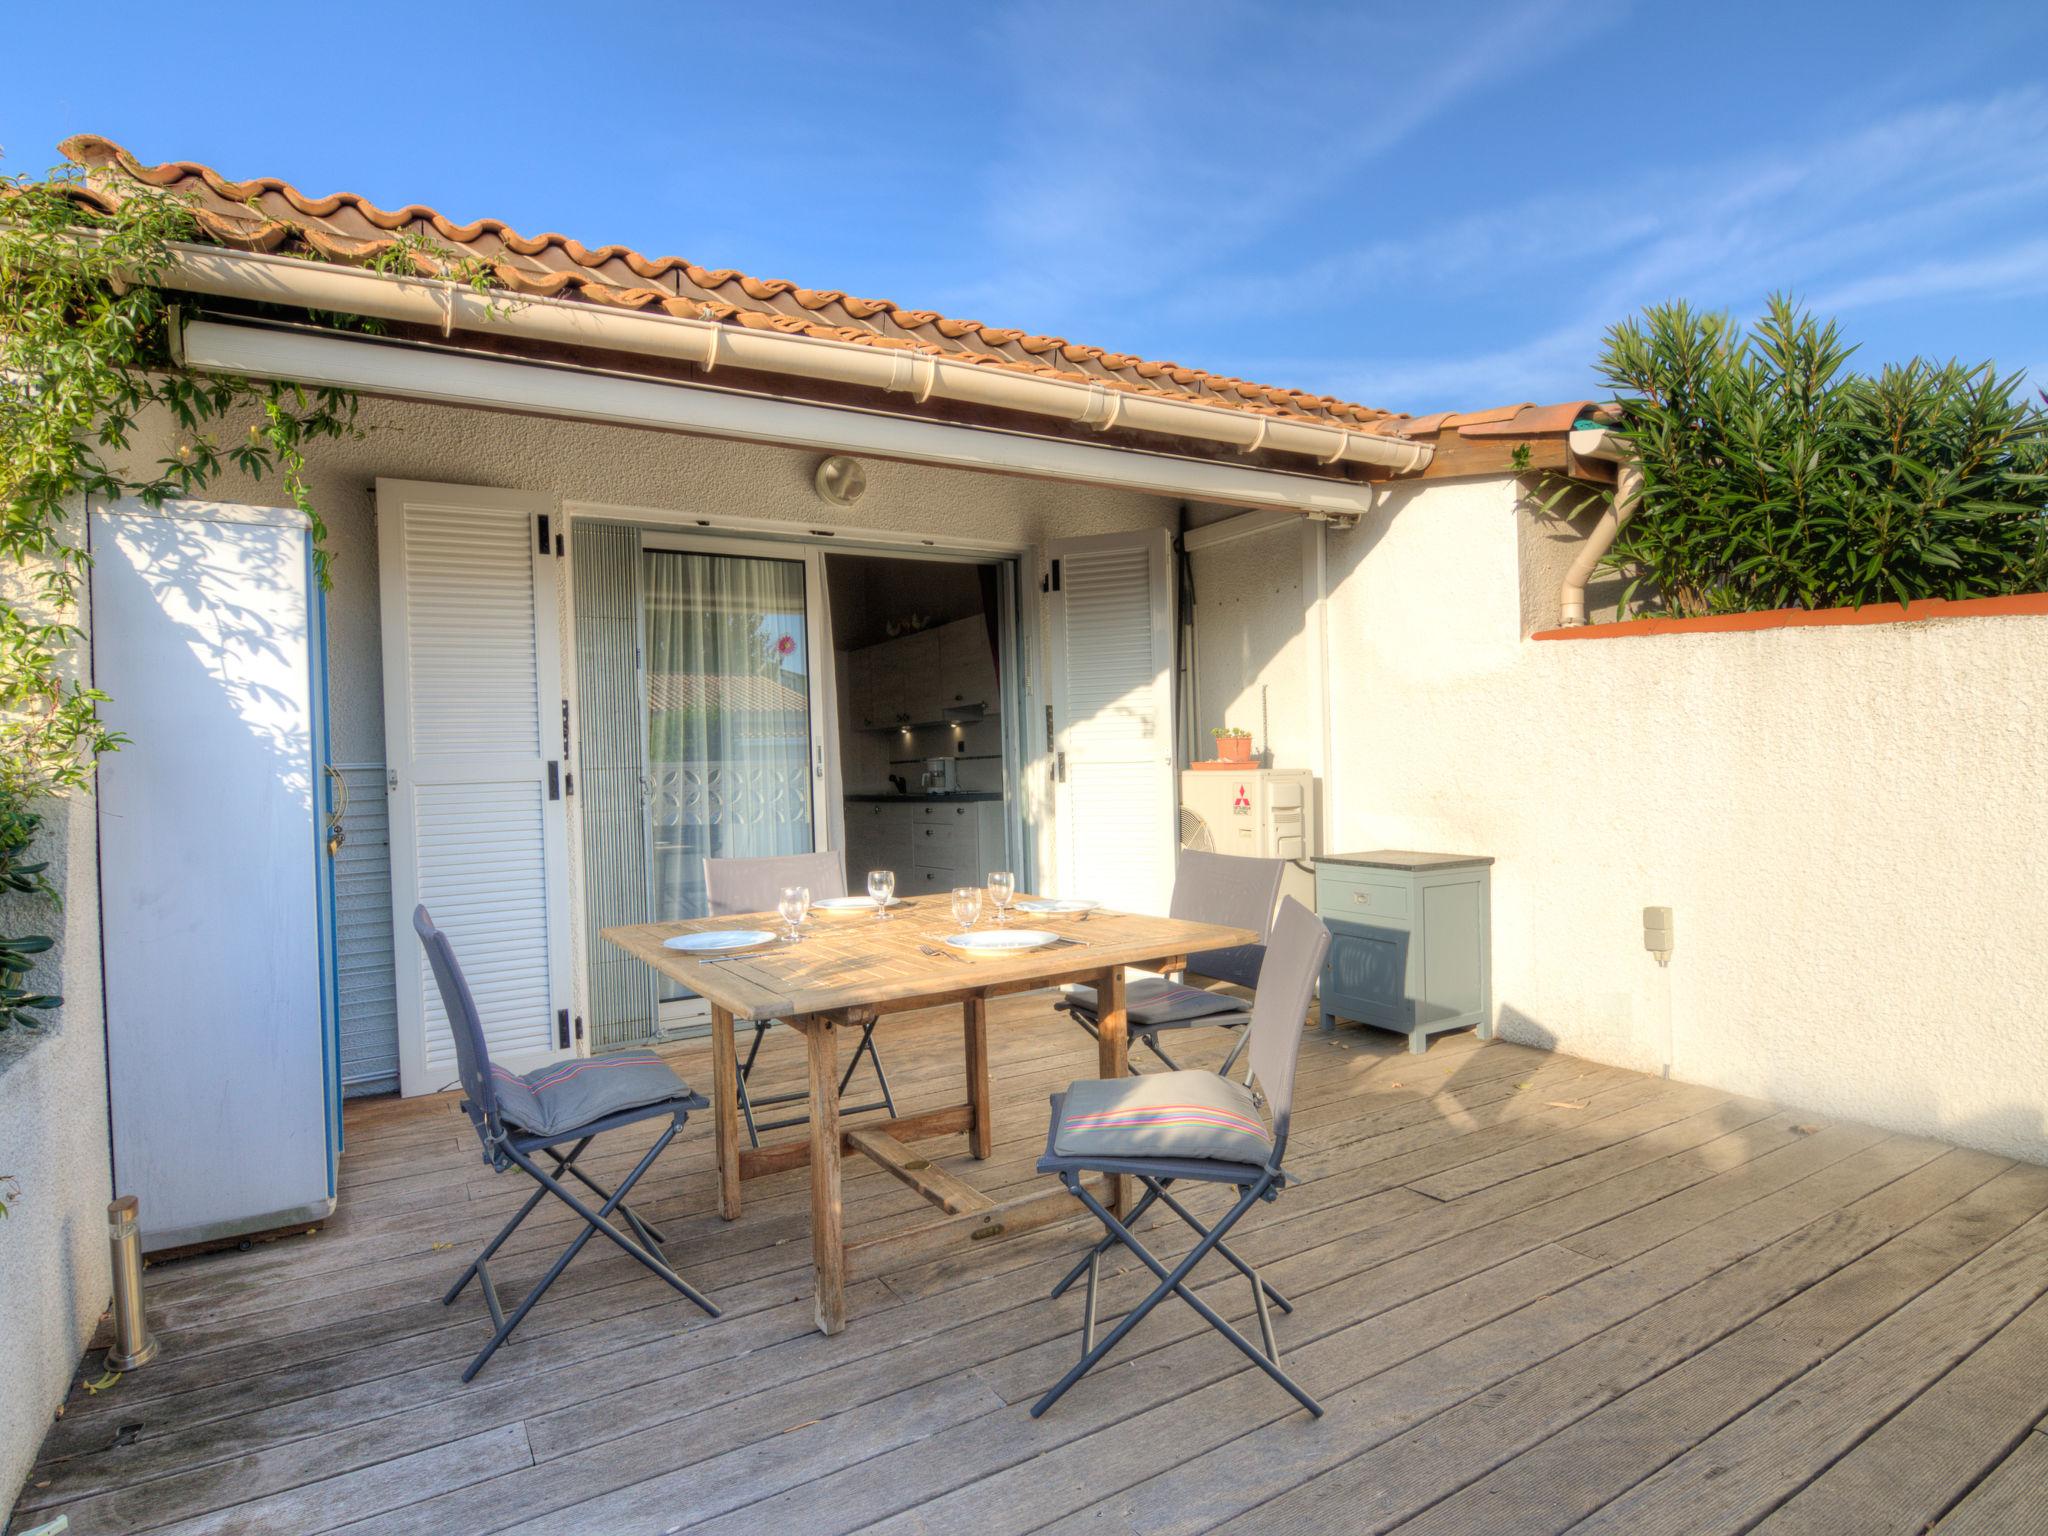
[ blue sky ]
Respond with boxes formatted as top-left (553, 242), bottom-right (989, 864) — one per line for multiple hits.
top-left (6, 1), bottom-right (2046, 414)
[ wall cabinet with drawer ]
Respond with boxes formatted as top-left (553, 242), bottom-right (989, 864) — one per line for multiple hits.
top-left (1315, 852), bottom-right (1494, 1054)
top-left (843, 799), bottom-right (1005, 900)
top-left (842, 800), bottom-right (913, 885)
top-left (849, 617), bottom-right (997, 730)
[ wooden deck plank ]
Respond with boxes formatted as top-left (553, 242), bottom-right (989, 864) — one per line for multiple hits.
top-left (931, 1129), bottom-right (1964, 1536)
top-left (741, 1098), bottom-right (1864, 1536)
top-left (15, 1006), bottom-right (2048, 1536)
top-left (144, 1422), bottom-right (533, 1536)
top-left (1562, 1185), bottom-right (2048, 1536)
top-left (44, 1032), bottom-right (1424, 1467)
top-left (1213, 1147), bottom-right (2027, 1536)
top-left (1934, 1431), bottom-right (2048, 1536)
top-left (1752, 1289), bottom-right (2048, 1535)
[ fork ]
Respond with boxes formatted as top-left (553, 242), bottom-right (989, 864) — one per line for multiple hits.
top-left (918, 944), bottom-right (967, 963)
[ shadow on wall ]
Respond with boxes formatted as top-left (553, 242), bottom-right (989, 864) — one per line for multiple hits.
top-left (93, 507), bottom-right (314, 810)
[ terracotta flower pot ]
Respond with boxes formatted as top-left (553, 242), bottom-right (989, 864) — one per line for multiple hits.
top-left (1215, 734), bottom-right (1253, 764)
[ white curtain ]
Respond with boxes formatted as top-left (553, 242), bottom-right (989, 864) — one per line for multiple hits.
top-left (643, 550), bottom-right (815, 929)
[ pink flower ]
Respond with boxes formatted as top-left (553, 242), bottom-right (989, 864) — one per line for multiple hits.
top-left (775, 634), bottom-right (796, 656)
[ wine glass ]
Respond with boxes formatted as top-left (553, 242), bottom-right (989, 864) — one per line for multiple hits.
top-left (867, 868), bottom-right (897, 920)
top-left (987, 870), bottom-right (1016, 927)
top-left (950, 886), bottom-right (983, 931)
top-left (776, 885), bottom-right (810, 944)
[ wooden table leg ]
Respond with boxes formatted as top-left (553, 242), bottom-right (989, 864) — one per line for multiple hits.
top-left (806, 1013), bottom-right (846, 1335)
top-left (963, 997), bottom-right (992, 1160)
top-left (1095, 966), bottom-right (1128, 1214)
top-left (710, 1005), bottom-right (742, 1221)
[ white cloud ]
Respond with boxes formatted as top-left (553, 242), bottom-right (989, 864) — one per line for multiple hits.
top-left (925, 0), bottom-right (1611, 335)
top-left (1245, 84), bottom-right (2048, 410)
top-left (1810, 237), bottom-right (2048, 313)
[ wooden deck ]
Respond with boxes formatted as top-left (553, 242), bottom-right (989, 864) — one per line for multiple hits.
top-left (14, 1001), bottom-right (2048, 1536)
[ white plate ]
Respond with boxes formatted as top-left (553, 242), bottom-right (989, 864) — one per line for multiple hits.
top-left (1016, 898), bottom-right (1101, 915)
top-left (813, 895), bottom-right (902, 916)
top-left (939, 928), bottom-right (1062, 959)
top-left (663, 929), bottom-right (777, 953)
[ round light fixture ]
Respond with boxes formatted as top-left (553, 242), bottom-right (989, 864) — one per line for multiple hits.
top-left (813, 455), bottom-right (867, 506)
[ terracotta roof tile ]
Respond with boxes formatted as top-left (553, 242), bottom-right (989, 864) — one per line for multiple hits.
top-left (55, 134), bottom-right (1425, 436)
top-left (46, 136), bottom-right (1609, 458)
top-left (1456, 400), bottom-right (1595, 437)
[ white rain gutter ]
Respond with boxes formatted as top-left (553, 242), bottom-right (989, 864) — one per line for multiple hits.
top-left (176, 318), bottom-right (1391, 518)
top-left (1559, 425), bottom-right (1643, 625)
top-left (159, 244), bottom-right (1433, 478)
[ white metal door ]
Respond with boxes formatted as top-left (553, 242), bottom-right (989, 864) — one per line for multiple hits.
top-left (379, 479), bottom-right (574, 1096)
top-left (1046, 528), bottom-right (1177, 914)
top-left (93, 499), bottom-right (336, 1249)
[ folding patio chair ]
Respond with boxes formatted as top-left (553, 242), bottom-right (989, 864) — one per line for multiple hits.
top-left (705, 851), bottom-right (897, 1146)
top-left (1057, 848), bottom-right (1287, 1077)
top-left (413, 906), bottom-right (719, 1382)
top-left (1032, 895), bottom-right (1330, 1419)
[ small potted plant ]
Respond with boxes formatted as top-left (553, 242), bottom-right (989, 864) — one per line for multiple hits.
top-left (1210, 726), bottom-right (1253, 764)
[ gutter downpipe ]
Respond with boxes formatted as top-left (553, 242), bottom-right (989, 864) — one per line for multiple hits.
top-left (157, 244), bottom-right (1435, 479)
top-left (1310, 515), bottom-right (1338, 847)
top-left (1559, 425), bottom-right (1642, 626)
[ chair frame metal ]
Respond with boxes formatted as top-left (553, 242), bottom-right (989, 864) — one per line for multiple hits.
top-left (1033, 897), bottom-right (1331, 1420)
top-left (705, 852), bottom-right (898, 1146)
top-left (414, 906), bottom-right (719, 1382)
top-left (1058, 848), bottom-right (1285, 1078)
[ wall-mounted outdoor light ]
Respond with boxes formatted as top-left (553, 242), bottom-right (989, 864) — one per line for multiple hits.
top-left (814, 454), bottom-right (867, 506)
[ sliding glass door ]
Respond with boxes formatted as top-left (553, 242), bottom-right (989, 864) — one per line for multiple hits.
top-left (642, 537), bottom-right (828, 1017)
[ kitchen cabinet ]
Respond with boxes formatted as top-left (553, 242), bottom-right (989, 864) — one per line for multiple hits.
top-left (940, 618), bottom-right (998, 712)
top-left (841, 799), bottom-right (1004, 900)
top-left (847, 647), bottom-right (877, 730)
top-left (900, 630), bottom-right (944, 726)
top-left (846, 617), bottom-right (998, 730)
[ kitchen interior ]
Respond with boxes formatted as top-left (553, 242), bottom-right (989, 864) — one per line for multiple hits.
top-left (827, 552), bottom-right (1009, 898)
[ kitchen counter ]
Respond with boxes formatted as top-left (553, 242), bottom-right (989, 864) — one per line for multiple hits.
top-left (845, 791), bottom-right (1004, 804)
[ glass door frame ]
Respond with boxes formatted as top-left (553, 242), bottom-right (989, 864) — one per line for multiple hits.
top-left (637, 530), bottom-right (838, 1029)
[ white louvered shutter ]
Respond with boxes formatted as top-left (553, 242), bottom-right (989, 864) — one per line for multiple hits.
top-left (378, 480), bottom-right (574, 1096)
top-left (1046, 528), bottom-right (1178, 915)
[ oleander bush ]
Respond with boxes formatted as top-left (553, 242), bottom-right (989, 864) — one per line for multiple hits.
top-left (1591, 296), bottom-right (2048, 617)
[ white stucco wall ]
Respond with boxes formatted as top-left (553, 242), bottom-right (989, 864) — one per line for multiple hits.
top-left (113, 396), bottom-right (1179, 1085)
top-left (142, 395), bottom-right (1178, 779)
top-left (0, 527), bottom-right (111, 1517)
top-left (1195, 474), bottom-right (2048, 1163)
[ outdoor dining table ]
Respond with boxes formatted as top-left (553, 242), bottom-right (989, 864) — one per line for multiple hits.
top-left (603, 899), bottom-right (1257, 1334)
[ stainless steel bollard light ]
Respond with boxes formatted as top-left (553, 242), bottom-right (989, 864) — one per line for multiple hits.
top-left (105, 1195), bottom-right (158, 1371)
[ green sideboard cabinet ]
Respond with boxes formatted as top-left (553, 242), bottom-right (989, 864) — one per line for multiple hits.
top-left (1315, 851), bottom-right (1495, 1054)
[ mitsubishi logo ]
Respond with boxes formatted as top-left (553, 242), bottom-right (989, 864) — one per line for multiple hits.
top-left (1232, 783), bottom-right (1251, 814)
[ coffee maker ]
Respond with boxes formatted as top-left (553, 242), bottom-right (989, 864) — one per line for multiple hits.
top-left (919, 756), bottom-right (957, 795)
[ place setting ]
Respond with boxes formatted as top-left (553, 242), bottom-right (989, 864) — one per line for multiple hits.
top-left (910, 871), bottom-right (1101, 964)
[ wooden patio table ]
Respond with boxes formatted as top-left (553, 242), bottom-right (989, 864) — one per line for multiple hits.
top-left (604, 899), bottom-right (1255, 1334)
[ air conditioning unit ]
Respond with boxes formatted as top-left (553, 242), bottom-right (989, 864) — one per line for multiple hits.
top-left (1179, 768), bottom-right (1316, 911)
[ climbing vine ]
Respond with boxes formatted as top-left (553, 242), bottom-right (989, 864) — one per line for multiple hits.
top-left (0, 159), bottom-right (364, 1028)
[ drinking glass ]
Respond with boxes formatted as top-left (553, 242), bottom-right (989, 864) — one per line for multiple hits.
top-left (776, 885), bottom-right (810, 943)
top-left (987, 870), bottom-right (1016, 927)
top-left (867, 868), bottom-right (897, 919)
top-left (950, 886), bottom-right (983, 930)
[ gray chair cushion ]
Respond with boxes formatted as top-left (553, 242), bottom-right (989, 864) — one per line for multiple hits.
top-left (1062, 978), bottom-right (1249, 1027)
top-left (1051, 1071), bottom-right (1273, 1165)
top-left (491, 1051), bottom-right (694, 1139)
